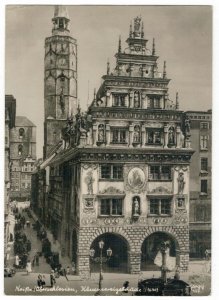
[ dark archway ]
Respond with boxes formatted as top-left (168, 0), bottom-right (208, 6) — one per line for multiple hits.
top-left (90, 233), bottom-right (129, 273)
top-left (141, 231), bottom-right (179, 271)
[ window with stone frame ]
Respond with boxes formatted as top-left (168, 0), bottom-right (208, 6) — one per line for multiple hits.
top-left (195, 205), bottom-right (211, 222)
top-left (147, 129), bottom-right (162, 145)
top-left (200, 135), bottom-right (208, 150)
top-left (112, 93), bottom-right (127, 107)
top-left (100, 164), bottom-right (123, 180)
top-left (111, 128), bottom-right (127, 144)
top-left (19, 128), bottom-right (25, 139)
top-left (200, 122), bottom-right (209, 130)
top-left (201, 157), bottom-right (208, 172)
top-left (100, 198), bottom-right (123, 216)
top-left (18, 144), bottom-right (23, 156)
top-left (149, 198), bottom-right (172, 216)
top-left (201, 179), bottom-right (208, 194)
top-left (148, 165), bottom-right (172, 180)
top-left (147, 96), bottom-right (161, 109)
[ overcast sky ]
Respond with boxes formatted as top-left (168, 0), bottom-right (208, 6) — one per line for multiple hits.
top-left (5, 5), bottom-right (212, 158)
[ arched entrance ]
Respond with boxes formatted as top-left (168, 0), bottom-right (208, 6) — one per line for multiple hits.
top-left (90, 233), bottom-right (129, 273)
top-left (141, 231), bottom-right (179, 271)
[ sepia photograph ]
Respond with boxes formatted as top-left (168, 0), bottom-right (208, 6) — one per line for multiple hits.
top-left (4, 4), bottom-right (212, 296)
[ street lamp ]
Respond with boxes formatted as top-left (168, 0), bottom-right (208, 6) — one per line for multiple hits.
top-left (90, 240), bottom-right (113, 295)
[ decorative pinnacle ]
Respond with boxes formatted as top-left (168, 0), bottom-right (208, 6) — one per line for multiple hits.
top-left (176, 92), bottom-right (179, 110)
top-left (94, 88), bottom-right (96, 100)
top-left (107, 59), bottom-right (110, 75)
top-left (152, 38), bottom-right (156, 55)
top-left (118, 35), bottom-right (121, 53)
top-left (163, 61), bottom-right (167, 79)
top-left (129, 21), bottom-right (133, 38)
top-left (141, 22), bottom-right (144, 38)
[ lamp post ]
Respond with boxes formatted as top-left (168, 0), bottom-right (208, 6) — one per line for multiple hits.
top-left (160, 241), bottom-right (170, 283)
top-left (90, 240), bottom-right (112, 295)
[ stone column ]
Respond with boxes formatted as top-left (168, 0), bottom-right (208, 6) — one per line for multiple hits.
top-left (129, 91), bottom-right (134, 108)
top-left (106, 90), bottom-right (111, 107)
top-left (141, 126), bottom-right (146, 147)
top-left (128, 251), bottom-right (141, 274)
top-left (129, 124), bottom-right (134, 147)
top-left (92, 124), bottom-right (97, 146)
top-left (105, 123), bottom-right (110, 145)
top-left (142, 93), bottom-right (147, 108)
top-left (176, 126), bottom-right (181, 149)
top-left (142, 64), bottom-right (146, 77)
top-left (77, 253), bottom-right (90, 277)
top-left (179, 252), bottom-right (189, 272)
top-left (164, 125), bottom-right (169, 148)
top-left (129, 64), bottom-right (134, 77)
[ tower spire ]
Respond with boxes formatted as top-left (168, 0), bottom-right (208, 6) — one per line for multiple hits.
top-left (52, 5), bottom-right (70, 35)
top-left (163, 61), bottom-right (167, 79)
top-left (152, 38), bottom-right (156, 55)
top-left (118, 35), bottom-right (122, 53)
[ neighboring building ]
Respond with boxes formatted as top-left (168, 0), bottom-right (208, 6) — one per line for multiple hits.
top-left (43, 5), bottom-right (77, 159)
top-left (187, 110), bottom-right (212, 258)
top-left (5, 94), bottom-right (16, 263)
top-left (36, 13), bottom-right (195, 277)
top-left (10, 116), bottom-right (37, 202)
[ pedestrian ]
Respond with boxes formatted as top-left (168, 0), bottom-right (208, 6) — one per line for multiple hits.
top-left (122, 281), bottom-right (129, 293)
top-left (32, 256), bottom-right (36, 267)
top-left (72, 261), bottom-right (76, 275)
top-left (66, 266), bottom-right (70, 275)
top-left (26, 260), bottom-right (32, 275)
top-left (15, 255), bottom-right (20, 268)
top-left (63, 268), bottom-right (68, 281)
top-left (37, 274), bottom-right (45, 288)
top-left (35, 253), bottom-right (39, 266)
top-left (50, 270), bottom-right (56, 287)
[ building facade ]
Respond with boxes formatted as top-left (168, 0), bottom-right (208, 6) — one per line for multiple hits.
top-left (40, 15), bottom-right (194, 276)
top-left (187, 110), bottom-right (212, 258)
top-left (5, 95), bottom-right (16, 262)
top-left (44, 5), bottom-right (77, 159)
top-left (10, 116), bottom-right (36, 202)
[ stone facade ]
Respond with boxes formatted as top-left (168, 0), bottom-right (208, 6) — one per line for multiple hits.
top-left (187, 110), bottom-right (212, 258)
top-left (40, 15), bottom-right (194, 276)
top-left (10, 116), bottom-right (36, 202)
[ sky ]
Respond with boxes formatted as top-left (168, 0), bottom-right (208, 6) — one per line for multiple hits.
top-left (5, 5), bottom-right (212, 158)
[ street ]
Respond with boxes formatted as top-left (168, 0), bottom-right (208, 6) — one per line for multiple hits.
top-left (5, 210), bottom-right (211, 296)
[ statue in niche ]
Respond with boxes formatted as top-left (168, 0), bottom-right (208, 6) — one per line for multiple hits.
top-left (178, 172), bottom-right (185, 194)
top-left (98, 124), bottom-right (105, 142)
top-left (168, 126), bottom-right (175, 144)
top-left (133, 196), bottom-right (140, 216)
top-left (134, 92), bottom-right (140, 108)
top-left (177, 197), bottom-right (185, 208)
top-left (185, 116), bottom-right (191, 135)
top-left (133, 125), bottom-right (140, 143)
top-left (85, 171), bottom-right (95, 195)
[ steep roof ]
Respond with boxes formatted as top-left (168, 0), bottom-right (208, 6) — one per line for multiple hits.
top-left (15, 116), bottom-right (36, 127)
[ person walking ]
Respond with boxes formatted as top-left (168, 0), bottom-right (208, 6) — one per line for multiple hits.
top-left (35, 253), bottom-right (39, 266)
top-left (37, 274), bottom-right (45, 288)
top-left (50, 270), bottom-right (56, 287)
top-left (26, 260), bottom-right (32, 275)
top-left (32, 256), bottom-right (36, 267)
top-left (15, 255), bottom-right (20, 268)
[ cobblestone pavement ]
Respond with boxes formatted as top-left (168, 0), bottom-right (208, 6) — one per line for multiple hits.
top-left (5, 210), bottom-right (211, 296)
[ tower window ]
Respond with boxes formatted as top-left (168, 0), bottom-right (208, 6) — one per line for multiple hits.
top-left (201, 179), bottom-right (208, 194)
top-left (18, 144), bottom-right (23, 156)
top-left (201, 158), bottom-right (208, 171)
top-left (59, 19), bottom-right (64, 29)
top-left (19, 128), bottom-right (25, 139)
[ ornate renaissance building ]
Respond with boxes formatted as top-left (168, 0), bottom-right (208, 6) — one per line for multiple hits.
top-left (36, 13), bottom-right (195, 276)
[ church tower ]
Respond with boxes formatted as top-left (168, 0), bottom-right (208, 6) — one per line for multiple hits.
top-left (44, 5), bottom-right (77, 158)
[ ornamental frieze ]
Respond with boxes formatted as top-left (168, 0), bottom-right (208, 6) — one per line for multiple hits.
top-left (82, 163), bottom-right (98, 170)
top-left (148, 186), bottom-right (172, 195)
top-left (106, 80), bottom-right (168, 89)
top-left (172, 209), bottom-right (188, 225)
top-left (98, 186), bottom-right (125, 195)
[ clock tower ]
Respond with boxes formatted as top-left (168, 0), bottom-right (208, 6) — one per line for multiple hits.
top-left (44, 5), bottom-right (77, 158)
